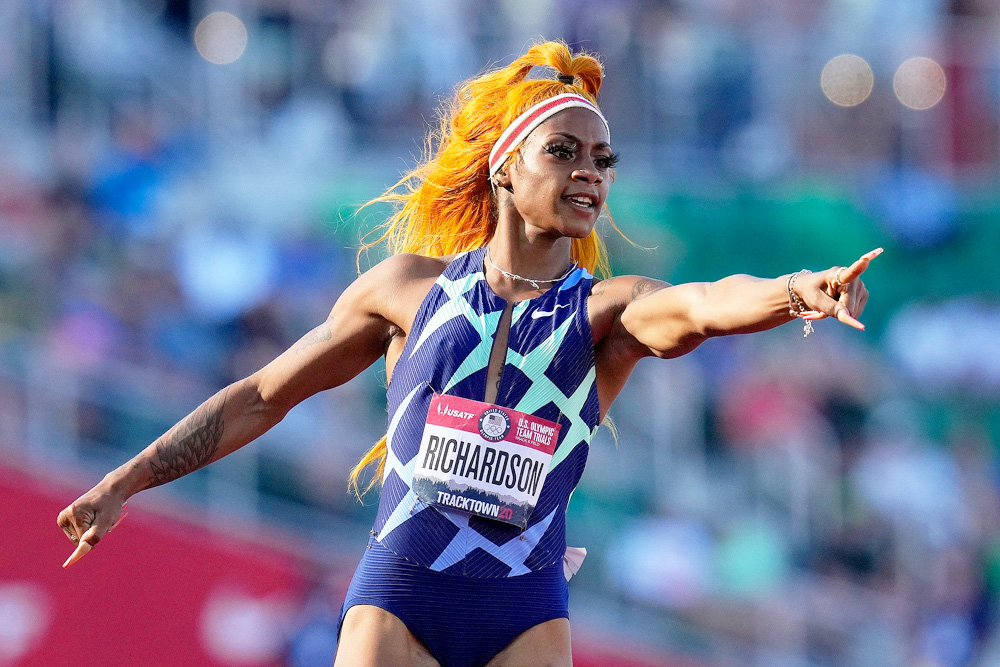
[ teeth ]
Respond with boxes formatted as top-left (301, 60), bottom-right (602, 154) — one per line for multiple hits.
top-left (565, 196), bottom-right (594, 207)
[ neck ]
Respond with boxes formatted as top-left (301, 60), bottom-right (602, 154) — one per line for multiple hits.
top-left (486, 216), bottom-right (574, 298)
top-left (492, 197), bottom-right (575, 266)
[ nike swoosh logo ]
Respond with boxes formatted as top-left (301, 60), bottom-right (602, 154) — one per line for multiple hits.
top-left (531, 304), bottom-right (571, 319)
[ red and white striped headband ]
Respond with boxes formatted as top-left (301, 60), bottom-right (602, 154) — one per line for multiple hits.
top-left (488, 93), bottom-right (610, 177)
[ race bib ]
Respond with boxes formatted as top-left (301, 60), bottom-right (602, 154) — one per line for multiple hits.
top-left (411, 393), bottom-right (561, 529)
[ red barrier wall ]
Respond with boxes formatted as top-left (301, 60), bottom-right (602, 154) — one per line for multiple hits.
top-left (2, 466), bottom-right (311, 666)
top-left (3, 463), bottom-right (703, 667)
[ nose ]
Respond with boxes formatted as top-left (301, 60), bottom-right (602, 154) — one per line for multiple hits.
top-left (571, 167), bottom-right (603, 185)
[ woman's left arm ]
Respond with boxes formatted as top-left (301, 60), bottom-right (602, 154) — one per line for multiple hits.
top-left (617, 248), bottom-right (882, 359)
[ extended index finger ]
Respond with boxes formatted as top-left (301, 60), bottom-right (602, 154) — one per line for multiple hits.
top-left (838, 247), bottom-right (884, 283)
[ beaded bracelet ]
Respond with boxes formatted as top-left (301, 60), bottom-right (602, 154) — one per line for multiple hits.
top-left (786, 269), bottom-right (814, 337)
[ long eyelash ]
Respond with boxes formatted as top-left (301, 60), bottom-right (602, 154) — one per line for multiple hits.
top-left (545, 144), bottom-right (620, 169)
top-left (544, 144), bottom-right (574, 156)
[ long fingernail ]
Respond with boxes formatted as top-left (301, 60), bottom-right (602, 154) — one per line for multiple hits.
top-left (62, 541), bottom-right (92, 568)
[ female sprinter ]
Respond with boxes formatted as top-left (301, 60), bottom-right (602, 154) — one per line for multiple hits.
top-left (57, 41), bottom-right (879, 667)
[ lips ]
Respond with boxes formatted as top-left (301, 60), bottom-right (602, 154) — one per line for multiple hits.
top-left (561, 192), bottom-right (599, 210)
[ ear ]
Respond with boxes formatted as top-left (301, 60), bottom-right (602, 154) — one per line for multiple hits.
top-left (493, 168), bottom-right (512, 190)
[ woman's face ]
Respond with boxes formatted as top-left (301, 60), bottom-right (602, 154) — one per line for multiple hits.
top-left (502, 107), bottom-right (615, 240)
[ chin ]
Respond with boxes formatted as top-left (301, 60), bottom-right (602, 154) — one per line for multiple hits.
top-left (530, 212), bottom-right (597, 240)
top-left (539, 219), bottom-right (593, 240)
top-left (563, 224), bottom-right (595, 239)
top-left (560, 215), bottom-right (599, 238)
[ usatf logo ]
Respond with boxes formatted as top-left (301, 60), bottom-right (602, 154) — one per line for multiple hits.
top-left (436, 402), bottom-right (475, 420)
top-left (478, 408), bottom-right (511, 442)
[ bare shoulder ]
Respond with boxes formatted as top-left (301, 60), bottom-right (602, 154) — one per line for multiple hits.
top-left (589, 275), bottom-right (671, 420)
top-left (353, 252), bottom-right (455, 340)
top-left (354, 253), bottom-right (450, 303)
top-left (588, 275), bottom-right (670, 345)
top-left (360, 252), bottom-right (451, 286)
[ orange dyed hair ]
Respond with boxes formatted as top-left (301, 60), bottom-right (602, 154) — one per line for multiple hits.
top-left (349, 40), bottom-right (626, 498)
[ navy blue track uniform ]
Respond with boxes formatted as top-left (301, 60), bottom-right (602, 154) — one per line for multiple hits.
top-left (341, 246), bottom-right (599, 666)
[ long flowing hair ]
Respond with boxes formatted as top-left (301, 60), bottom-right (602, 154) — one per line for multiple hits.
top-left (349, 40), bottom-right (627, 497)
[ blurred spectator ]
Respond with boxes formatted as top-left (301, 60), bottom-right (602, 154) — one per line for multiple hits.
top-left (2, 1), bottom-right (999, 664)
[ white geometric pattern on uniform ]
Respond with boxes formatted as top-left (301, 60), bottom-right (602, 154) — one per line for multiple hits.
top-left (429, 507), bottom-right (558, 575)
top-left (382, 383), bottom-right (422, 480)
top-left (376, 255), bottom-right (597, 573)
top-left (403, 306), bottom-right (586, 568)
top-left (443, 306), bottom-right (503, 392)
top-left (509, 299), bottom-right (531, 326)
top-left (503, 313), bottom-right (597, 470)
top-left (376, 488), bottom-right (427, 543)
top-left (443, 299), bottom-right (531, 392)
top-left (377, 384), bottom-right (427, 541)
top-left (528, 367), bottom-right (597, 470)
top-left (408, 272), bottom-right (486, 359)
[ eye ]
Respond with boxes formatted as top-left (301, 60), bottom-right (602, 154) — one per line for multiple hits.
top-left (596, 152), bottom-right (620, 170)
top-left (543, 144), bottom-right (575, 160)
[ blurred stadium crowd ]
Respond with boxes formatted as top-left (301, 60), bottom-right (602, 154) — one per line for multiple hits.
top-left (2, 0), bottom-right (1000, 665)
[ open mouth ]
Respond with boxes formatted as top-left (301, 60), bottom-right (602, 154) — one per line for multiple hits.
top-left (562, 194), bottom-right (598, 210)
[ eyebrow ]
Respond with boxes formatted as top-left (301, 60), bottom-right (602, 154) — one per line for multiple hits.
top-left (548, 132), bottom-right (612, 151)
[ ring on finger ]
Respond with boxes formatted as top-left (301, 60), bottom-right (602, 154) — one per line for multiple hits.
top-left (831, 267), bottom-right (847, 291)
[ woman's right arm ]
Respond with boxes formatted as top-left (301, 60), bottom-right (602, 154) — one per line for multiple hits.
top-left (56, 254), bottom-right (423, 555)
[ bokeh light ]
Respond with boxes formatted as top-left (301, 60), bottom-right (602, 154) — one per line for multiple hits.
top-left (194, 12), bottom-right (248, 65)
top-left (893, 57), bottom-right (947, 110)
top-left (820, 54), bottom-right (874, 107)
top-left (10, 4), bottom-right (1000, 665)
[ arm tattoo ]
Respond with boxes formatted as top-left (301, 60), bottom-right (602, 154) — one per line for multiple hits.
top-left (294, 318), bottom-right (333, 354)
top-left (148, 388), bottom-right (229, 487)
top-left (630, 277), bottom-right (667, 301)
top-left (590, 278), bottom-right (613, 298)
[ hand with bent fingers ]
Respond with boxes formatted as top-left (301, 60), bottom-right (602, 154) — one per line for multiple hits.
top-left (57, 485), bottom-right (128, 568)
top-left (792, 248), bottom-right (882, 330)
